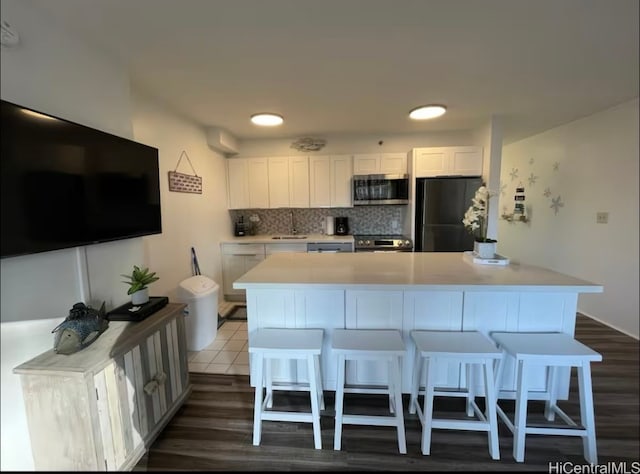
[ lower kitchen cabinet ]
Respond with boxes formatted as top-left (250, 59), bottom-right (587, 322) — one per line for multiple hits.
top-left (221, 243), bottom-right (266, 300)
top-left (13, 303), bottom-right (191, 471)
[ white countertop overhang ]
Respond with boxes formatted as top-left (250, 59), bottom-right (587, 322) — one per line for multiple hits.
top-left (233, 252), bottom-right (603, 293)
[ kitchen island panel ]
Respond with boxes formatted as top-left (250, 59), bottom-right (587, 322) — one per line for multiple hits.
top-left (345, 290), bottom-right (404, 385)
top-left (462, 291), bottom-right (578, 398)
top-left (247, 289), bottom-right (345, 388)
top-left (294, 289), bottom-right (345, 389)
top-left (246, 289), bottom-right (295, 383)
top-left (403, 291), bottom-right (465, 391)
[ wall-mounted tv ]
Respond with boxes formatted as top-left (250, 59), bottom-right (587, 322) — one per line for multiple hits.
top-left (1, 99), bottom-right (162, 259)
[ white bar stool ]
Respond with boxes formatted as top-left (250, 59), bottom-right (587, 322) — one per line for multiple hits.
top-left (491, 332), bottom-right (603, 463)
top-left (332, 329), bottom-right (407, 454)
top-left (409, 330), bottom-right (502, 459)
top-left (248, 328), bottom-right (325, 449)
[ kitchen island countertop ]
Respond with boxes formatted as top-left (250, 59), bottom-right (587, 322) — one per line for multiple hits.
top-left (234, 252), bottom-right (602, 292)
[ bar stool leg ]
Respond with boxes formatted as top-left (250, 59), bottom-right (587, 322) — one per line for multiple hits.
top-left (307, 354), bottom-right (322, 450)
top-left (578, 363), bottom-right (598, 464)
top-left (390, 355), bottom-right (407, 454)
top-left (253, 352), bottom-right (265, 446)
top-left (409, 346), bottom-right (422, 415)
top-left (314, 354), bottom-right (325, 410)
top-left (387, 359), bottom-right (396, 414)
top-left (483, 357), bottom-right (500, 460)
top-left (334, 354), bottom-right (346, 450)
top-left (513, 359), bottom-right (529, 462)
top-left (466, 362), bottom-right (475, 417)
top-left (265, 357), bottom-right (274, 409)
top-left (544, 365), bottom-right (558, 421)
top-left (421, 356), bottom-right (436, 455)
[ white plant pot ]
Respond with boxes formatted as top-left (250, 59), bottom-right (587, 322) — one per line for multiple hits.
top-left (131, 288), bottom-right (149, 305)
top-left (474, 241), bottom-right (496, 259)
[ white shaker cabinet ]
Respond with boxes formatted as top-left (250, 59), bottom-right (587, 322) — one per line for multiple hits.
top-left (226, 158), bottom-right (270, 209)
top-left (353, 153), bottom-right (408, 174)
top-left (267, 156), bottom-right (290, 208)
top-left (268, 156), bottom-right (310, 208)
top-left (247, 158), bottom-right (270, 208)
top-left (309, 155), bottom-right (353, 208)
top-left (413, 146), bottom-right (483, 177)
top-left (13, 304), bottom-right (190, 472)
top-left (288, 156), bottom-right (310, 208)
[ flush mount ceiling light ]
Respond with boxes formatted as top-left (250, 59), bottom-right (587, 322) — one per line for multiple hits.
top-left (250, 113), bottom-right (284, 126)
top-left (409, 105), bottom-right (447, 120)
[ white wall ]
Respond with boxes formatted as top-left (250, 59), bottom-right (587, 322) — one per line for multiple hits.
top-left (473, 116), bottom-right (504, 240)
top-left (131, 91), bottom-right (232, 299)
top-left (498, 99), bottom-right (639, 338)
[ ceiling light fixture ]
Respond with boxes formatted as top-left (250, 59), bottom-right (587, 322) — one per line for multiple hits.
top-left (250, 113), bottom-right (284, 126)
top-left (409, 105), bottom-right (447, 120)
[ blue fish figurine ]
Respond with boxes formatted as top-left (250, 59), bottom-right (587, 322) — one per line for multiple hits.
top-left (52, 302), bottom-right (109, 355)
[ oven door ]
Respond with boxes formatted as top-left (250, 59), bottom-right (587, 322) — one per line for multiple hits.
top-left (355, 248), bottom-right (413, 253)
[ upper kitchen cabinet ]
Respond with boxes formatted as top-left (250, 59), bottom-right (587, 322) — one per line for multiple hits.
top-left (226, 158), bottom-right (269, 209)
top-left (412, 146), bottom-right (483, 177)
top-left (268, 156), bottom-right (310, 208)
top-left (353, 153), bottom-right (408, 175)
top-left (309, 155), bottom-right (353, 208)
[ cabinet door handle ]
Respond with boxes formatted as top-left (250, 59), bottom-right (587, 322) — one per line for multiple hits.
top-left (143, 380), bottom-right (159, 395)
top-left (233, 253), bottom-right (259, 257)
top-left (154, 371), bottom-right (167, 385)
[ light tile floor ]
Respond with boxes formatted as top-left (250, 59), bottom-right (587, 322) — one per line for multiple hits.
top-left (187, 304), bottom-right (249, 375)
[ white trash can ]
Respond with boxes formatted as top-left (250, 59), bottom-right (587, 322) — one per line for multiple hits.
top-left (177, 275), bottom-right (219, 352)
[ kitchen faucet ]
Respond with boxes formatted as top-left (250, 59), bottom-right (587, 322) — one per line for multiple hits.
top-left (290, 211), bottom-right (297, 235)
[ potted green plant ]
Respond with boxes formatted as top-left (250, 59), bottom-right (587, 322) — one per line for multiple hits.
top-left (121, 265), bottom-right (159, 305)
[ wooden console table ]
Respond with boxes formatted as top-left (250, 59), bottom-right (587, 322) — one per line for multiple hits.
top-left (14, 303), bottom-right (191, 471)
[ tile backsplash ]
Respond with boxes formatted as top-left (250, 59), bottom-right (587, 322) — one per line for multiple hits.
top-left (229, 206), bottom-right (408, 236)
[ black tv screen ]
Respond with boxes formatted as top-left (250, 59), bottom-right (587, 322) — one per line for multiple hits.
top-left (1, 99), bottom-right (162, 258)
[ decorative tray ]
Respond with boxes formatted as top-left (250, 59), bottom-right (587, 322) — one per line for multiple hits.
top-left (463, 251), bottom-right (510, 266)
top-left (107, 296), bottom-right (169, 321)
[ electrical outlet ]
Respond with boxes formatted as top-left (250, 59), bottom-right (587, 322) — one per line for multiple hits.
top-left (596, 212), bottom-right (609, 224)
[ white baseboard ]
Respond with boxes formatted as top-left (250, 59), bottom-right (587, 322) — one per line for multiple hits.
top-left (578, 310), bottom-right (639, 340)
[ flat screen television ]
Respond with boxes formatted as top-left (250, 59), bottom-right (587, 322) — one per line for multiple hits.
top-left (1, 99), bottom-right (162, 259)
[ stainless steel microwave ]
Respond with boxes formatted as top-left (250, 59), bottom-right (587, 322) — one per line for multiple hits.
top-left (353, 174), bottom-right (409, 205)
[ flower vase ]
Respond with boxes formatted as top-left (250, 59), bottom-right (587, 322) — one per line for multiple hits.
top-left (474, 241), bottom-right (496, 259)
top-left (131, 288), bottom-right (149, 305)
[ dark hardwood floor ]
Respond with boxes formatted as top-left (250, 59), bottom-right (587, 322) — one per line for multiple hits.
top-left (135, 315), bottom-right (639, 471)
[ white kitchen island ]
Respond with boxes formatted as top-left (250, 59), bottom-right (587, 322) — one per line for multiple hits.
top-left (233, 252), bottom-right (602, 400)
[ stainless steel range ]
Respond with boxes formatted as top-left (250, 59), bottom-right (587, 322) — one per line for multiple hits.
top-left (354, 235), bottom-right (413, 252)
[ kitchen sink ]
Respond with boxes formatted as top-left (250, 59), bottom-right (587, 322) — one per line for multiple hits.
top-left (272, 235), bottom-right (307, 239)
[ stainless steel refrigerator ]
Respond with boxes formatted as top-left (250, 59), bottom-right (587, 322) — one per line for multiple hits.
top-left (414, 176), bottom-right (482, 252)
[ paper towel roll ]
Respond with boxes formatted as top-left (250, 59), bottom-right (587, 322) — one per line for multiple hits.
top-left (326, 216), bottom-right (335, 235)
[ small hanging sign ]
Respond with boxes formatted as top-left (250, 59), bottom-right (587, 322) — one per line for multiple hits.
top-left (168, 150), bottom-right (202, 194)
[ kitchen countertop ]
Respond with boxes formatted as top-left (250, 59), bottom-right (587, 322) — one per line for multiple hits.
top-left (222, 233), bottom-right (354, 244)
top-left (234, 252), bottom-right (603, 292)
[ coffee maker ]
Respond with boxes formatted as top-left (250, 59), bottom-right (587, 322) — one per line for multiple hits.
top-left (335, 217), bottom-right (349, 235)
top-left (234, 216), bottom-right (247, 237)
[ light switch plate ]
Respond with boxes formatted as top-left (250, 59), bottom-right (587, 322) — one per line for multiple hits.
top-left (596, 212), bottom-right (609, 224)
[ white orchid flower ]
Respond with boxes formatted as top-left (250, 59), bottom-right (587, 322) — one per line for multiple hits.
top-left (462, 184), bottom-right (493, 241)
